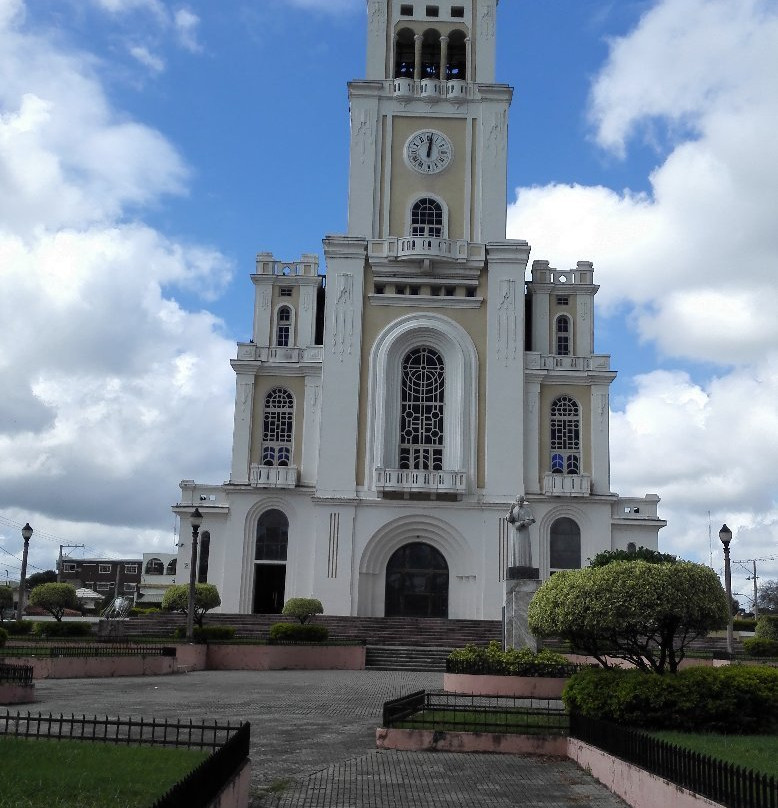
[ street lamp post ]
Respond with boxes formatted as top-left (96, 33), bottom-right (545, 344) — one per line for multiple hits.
top-left (719, 524), bottom-right (733, 657)
top-left (17, 523), bottom-right (33, 621)
top-left (186, 508), bottom-right (203, 642)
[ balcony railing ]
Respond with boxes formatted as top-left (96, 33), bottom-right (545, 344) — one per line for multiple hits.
top-left (375, 468), bottom-right (467, 496)
top-left (236, 345), bottom-right (323, 363)
top-left (543, 473), bottom-right (591, 496)
top-left (392, 78), bottom-right (470, 101)
top-left (249, 464), bottom-right (298, 489)
top-left (525, 353), bottom-right (611, 372)
top-left (368, 238), bottom-right (483, 265)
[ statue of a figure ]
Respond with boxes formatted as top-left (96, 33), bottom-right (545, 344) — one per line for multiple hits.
top-left (506, 495), bottom-right (535, 569)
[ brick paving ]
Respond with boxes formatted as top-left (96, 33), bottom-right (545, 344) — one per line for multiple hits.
top-left (31, 670), bottom-right (627, 807)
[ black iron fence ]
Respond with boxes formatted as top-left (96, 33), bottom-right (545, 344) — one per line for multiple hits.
top-left (0, 710), bottom-right (239, 750)
top-left (0, 663), bottom-right (34, 687)
top-left (382, 690), bottom-right (568, 735)
top-left (0, 644), bottom-right (175, 658)
top-left (151, 721), bottom-right (251, 808)
top-left (569, 713), bottom-right (778, 808)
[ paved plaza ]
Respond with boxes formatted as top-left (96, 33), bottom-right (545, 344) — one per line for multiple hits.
top-left (32, 670), bottom-right (628, 807)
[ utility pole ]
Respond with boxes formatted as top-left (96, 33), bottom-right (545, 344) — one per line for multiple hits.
top-left (57, 544), bottom-right (86, 582)
top-left (733, 556), bottom-right (776, 619)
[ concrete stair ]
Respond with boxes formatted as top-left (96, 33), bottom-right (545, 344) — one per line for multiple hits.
top-left (365, 645), bottom-right (452, 671)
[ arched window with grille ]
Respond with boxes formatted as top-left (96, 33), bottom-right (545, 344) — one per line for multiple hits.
top-left (555, 315), bottom-right (571, 356)
top-left (275, 306), bottom-right (292, 347)
top-left (262, 387), bottom-right (294, 467)
top-left (399, 347), bottom-right (445, 471)
top-left (411, 198), bottom-right (444, 238)
top-left (550, 395), bottom-right (580, 475)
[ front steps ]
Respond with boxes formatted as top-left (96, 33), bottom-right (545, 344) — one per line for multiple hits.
top-left (365, 645), bottom-right (452, 671)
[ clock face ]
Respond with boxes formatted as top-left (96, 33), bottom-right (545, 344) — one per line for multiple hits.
top-left (404, 130), bottom-right (453, 175)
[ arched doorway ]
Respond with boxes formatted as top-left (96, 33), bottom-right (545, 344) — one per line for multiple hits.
top-left (549, 517), bottom-right (581, 573)
top-left (253, 509), bottom-right (288, 614)
top-left (385, 542), bottom-right (448, 618)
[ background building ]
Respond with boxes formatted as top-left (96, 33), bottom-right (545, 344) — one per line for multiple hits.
top-left (136, 552), bottom-right (178, 607)
top-left (174, 0), bottom-right (665, 620)
top-left (58, 558), bottom-right (141, 602)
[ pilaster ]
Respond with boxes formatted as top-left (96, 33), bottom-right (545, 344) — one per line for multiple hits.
top-left (229, 372), bottom-right (255, 484)
top-left (317, 236), bottom-right (368, 497)
top-left (484, 240), bottom-right (530, 498)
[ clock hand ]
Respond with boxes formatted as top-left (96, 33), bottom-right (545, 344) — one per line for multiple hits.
top-left (426, 133), bottom-right (433, 158)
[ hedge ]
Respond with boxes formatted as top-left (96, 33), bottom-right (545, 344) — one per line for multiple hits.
top-left (447, 641), bottom-right (578, 677)
top-left (269, 623), bottom-right (329, 643)
top-left (756, 615), bottom-right (778, 641)
top-left (32, 621), bottom-right (93, 638)
top-left (4, 621), bottom-right (34, 636)
top-left (743, 637), bottom-right (778, 657)
top-left (173, 625), bottom-right (236, 643)
top-left (563, 665), bottom-right (778, 734)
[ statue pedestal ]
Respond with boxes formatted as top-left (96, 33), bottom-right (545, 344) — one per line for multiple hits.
top-left (504, 572), bottom-right (541, 651)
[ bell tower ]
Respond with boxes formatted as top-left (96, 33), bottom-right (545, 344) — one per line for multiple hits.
top-left (348, 0), bottom-right (510, 244)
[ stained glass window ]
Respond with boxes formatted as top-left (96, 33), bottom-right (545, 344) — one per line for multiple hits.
top-left (399, 347), bottom-right (445, 471)
top-left (262, 387), bottom-right (294, 467)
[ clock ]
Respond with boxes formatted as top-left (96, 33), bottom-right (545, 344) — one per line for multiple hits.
top-left (404, 129), bottom-right (453, 175)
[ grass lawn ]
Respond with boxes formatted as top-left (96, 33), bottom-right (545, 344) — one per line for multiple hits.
top-left (0, 737), bottom-right (207, 808)
top-left (395, 708), bottom-right (568, 735)
top-left (650, 732), bottom-right (778, 778)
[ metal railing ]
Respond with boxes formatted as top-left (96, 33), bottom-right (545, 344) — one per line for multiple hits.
top-left (382, 690), bottom-right (568, 735)
top-left (152, 722), bottom-right (251, 808)
top-left (0, 711), bottom-right (239, 750)
top-left (570, 714), bottom-right (778, 808)
top-left (0, 663), bottom-right (34, 687)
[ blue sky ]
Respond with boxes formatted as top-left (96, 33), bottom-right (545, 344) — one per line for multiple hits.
top-left (0, 0), bottom-right (776, 603)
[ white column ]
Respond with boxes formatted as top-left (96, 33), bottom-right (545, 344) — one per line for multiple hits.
top-left (229, 372), bottom-right (254, 484)
top-left (301, 374), bottom-right (321, 486)
top-left (251, 278), bottom-right (274, 346)
top-left (297, 281), bottom-right (317, 348)
top-left (414, 34), bottom-right (423, 81)
top-left (589, 383), bottom-right (612, 495)
top-left (484, 241), bottom-right (531, 499)
top-left (439, 36), bottom-right (449, 81)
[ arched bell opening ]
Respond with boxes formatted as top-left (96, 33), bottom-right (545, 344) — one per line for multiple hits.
top-left (394, 28), bottom-right (416, 78)
top-left (447, 29), bottom-right (467, 79)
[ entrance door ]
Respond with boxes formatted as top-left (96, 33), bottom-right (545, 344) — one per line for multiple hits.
top-left (253, 564), bottom-right (286, 614)
top-left (385, 542), bottom-right (449, 618)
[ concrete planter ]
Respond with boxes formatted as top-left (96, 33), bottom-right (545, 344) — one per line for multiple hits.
top-left (205, 644), bottom-right (365, 671)
top-left (444, 672), bottom-right (568, 699)
top-left (14, 655), bottom-right (177, 680)
top-left (376, 727), bottom-right (567, 756)
top-left (0, 683), bottom-right (36, 704)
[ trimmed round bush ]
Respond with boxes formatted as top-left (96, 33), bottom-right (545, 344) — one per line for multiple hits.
top-left (269, 622), bottom-right (329, 643)
top-left (0, 627), bottom-right (7, 647)
top-left (743, 637), bottom-right (778, 657)
top-left (756, 615), bottom-right (778, 640)
top-left (32, 621), bottom-right (92, 638)
top-left (563, 665), bottom-right (778, 734)
top-left (447, 641), bottom-right (577, 677)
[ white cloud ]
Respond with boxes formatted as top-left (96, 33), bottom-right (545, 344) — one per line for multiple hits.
top-left (91, 0), bottom-right (166, 19)
top-left (508, 0), bottom-right (778, 573)
top-left (0, 3), bottom-right (234, 558)
top-left (129, 44), bottom-right (165, 72)
top-left (173, 8), bottom-right (202, 53)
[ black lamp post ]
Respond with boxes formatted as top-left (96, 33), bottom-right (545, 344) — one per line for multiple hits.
top-left (17, 523), bottom-right (33, 621)
top-left (719, 524), bottom-right (733, 656)
top-left (186, 508), bottom-right (203, 642)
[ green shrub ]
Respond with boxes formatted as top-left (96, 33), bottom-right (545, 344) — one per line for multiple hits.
top-left (743, 637), bottom-right (778, 657)
top-left (32, 621), bottom-right (93, 638)
top-left (563, 665), bottom-right (778, 734)
top-left (0, 627), bottom-right (7, 647)
top-left (733, 618), bottom-right (757, 632)
top-left (5, 620), bottom-right (33, 636)
top-left (269, 622), bottom-right (329, 643)
top-left (281, 598), bottom-right (324, 625)
top-left (173, 625), bottom-right (236, 643)
top-left (447, 641), bottom-right (577, 677)
top-left (756, 615), bottom-right (778, 641)
top-left (129, 607), bottom-right (160, 616)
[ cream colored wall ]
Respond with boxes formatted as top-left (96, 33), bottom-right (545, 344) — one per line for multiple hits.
top-left (355, 267), bottom-right (489, 488)
top-left (538, 384), bottom-right (593, 476)
top-left (250, 375), bottom-right (307, 468)
top-left (389, 116), bottom-right (468, 239)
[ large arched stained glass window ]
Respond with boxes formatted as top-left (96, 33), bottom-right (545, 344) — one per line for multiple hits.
top-left (550, 395), bottom-right (580, 475)
top-left (262, 387), bottom-right (294, 467)
top-left (399, 347), bottom-right (445, 471)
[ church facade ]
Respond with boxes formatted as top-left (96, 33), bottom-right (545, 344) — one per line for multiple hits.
top-left (173, 0), bottom-right (665, 621)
